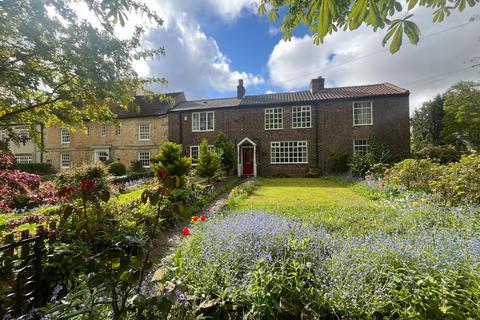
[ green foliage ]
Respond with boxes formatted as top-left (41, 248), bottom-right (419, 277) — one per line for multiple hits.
top-left (328, 150), bottom-right (351, 173)
top-left (416, 144), bottom-right (460, 164)
top-left (214, 132), bottom-right (235, 174)
top-left (385, 158), bottom-right (441, 191)
top-left (196, 139), bottom-right (221, 183)
top-left (0, 0), bottom-right (166, 140)
top-left (431, 154), bottom-right (480, 206)
top-left (108, 161), bottom-right (127, 176)
top-left (411, 94), bottom-right (445, 152)
top-left (442, 81), bottom-right (480, 151)
top-left (130, 160), bottom-right (146, 173)
top-left (54, 162), bottom-right (109, 194)
top-left (14, 162), bottom-right (55, 175)
top-left (350, 139), bottom-right (391, 178)
top-left (258, 0), bottom-right (479, 53)
top-left (152, 142), bottom-right (192, 186)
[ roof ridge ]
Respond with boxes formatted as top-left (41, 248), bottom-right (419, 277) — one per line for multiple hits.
top-left (177, 96), bottom-right (239, 103)
top-left (382, 82), bottom-right (409, 93)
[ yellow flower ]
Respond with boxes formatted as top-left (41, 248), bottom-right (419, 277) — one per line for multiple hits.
top-left (412, 201), bottom-right (420, 207)
top-left (420, 197), bottom-right (428, 203)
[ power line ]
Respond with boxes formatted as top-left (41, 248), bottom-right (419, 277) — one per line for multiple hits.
top-left (401, 65), bottom-right (476, 87)
top-left (280, 20), bottom-right (476, 84)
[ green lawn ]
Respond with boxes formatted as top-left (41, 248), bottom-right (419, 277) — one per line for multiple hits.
top-left (237, 177), bottom-right (367, 207)
top-left (232, 177), bottom-right (411, 234)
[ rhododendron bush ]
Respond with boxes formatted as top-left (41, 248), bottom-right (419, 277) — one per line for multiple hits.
top-left (0, 152), bottom-right (59, 212)
top-left (0, 170), bottom-right (59, 212)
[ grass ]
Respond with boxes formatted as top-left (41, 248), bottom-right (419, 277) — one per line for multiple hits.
top-left (229, 177), bottom-right (456, 235)
top-left (232, 177), bottom-right (385, 233)
top-left (116, 187), bottom-right (145, 204)
top-left (235, 177), bottom-right (368, 208)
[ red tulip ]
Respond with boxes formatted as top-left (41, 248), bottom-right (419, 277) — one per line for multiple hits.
top-left (80, 179), bottom-right (95, 193)
top-left (182, 228), bottom-right (191, 236)
top-left (200, 215), bottom-right (206, 221)
top-left (192, 216), bottom-right (198, 222)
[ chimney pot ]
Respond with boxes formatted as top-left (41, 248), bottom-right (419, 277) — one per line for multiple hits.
top-left (237, 79), bottom-right (246, 99)
top-left (310, 76), bottom-right (325, 93)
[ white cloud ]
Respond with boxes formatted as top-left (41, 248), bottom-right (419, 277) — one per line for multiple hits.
top-left (136, 0), bottom-right (263, 99)
top-left (267, 7), bottom-right (480, 110)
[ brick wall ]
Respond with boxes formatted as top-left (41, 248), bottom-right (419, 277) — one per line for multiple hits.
top-left (169, 94), bottom-right (410, 176)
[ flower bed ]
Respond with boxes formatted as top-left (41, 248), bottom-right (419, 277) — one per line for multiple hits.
top-left (169, 210), bottom-right (480, 319)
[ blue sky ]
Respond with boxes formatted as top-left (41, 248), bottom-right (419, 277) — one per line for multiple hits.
top-left (136, 0), bottom-right (479, 109)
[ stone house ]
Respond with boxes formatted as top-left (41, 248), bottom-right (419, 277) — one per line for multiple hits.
top-left (44, 93), bottom-right (185, 170)
top-left (168, 77), bottom-right (410, 177)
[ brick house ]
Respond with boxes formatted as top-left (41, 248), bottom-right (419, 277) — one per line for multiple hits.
top-left (45, 93), bottom-right (185, 170)
top-left (168, 77), bottom-right (410, 177)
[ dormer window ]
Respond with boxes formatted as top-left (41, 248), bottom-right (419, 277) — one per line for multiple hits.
top-left (353, 101), bottom-right (373, 126)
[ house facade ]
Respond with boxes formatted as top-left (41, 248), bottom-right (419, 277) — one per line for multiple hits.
top-left (0, 125), bottom-right (44, 164)
top-left (168, 77), bottom-right (410, 177)
top-left (44, 93), bottom-right (185, 170)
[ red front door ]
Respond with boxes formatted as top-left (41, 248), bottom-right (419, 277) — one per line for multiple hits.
top-left (242, 147), bottom-right (254, 176)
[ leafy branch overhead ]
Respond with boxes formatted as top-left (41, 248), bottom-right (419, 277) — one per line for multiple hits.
top-left (258, 0), bottom-right (479, 53)
top-left (0, 0), bottom-right (166, 138)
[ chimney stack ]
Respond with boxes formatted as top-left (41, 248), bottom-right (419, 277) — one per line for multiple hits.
top-left (237, 79), bottom-right (246, 99)
top-left (310, 76), bottom-right (325, 93)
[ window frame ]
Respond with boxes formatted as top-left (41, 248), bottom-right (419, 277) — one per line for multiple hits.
top-left (137, 151), bottom-right (151, 168)
top-left (0, 129), bottom-right (7, 141)
top-left (353, 101), bottom-right (373, 126)
top-left (292, 106), bottom-right (312, 128)
top-left (353, 139), bottom-right (370, 156)
top-left (60, 128), bottom-right (70, 144)
top-left (270, 141), bottom-right (308, 164)
top-left (100, 126), bottom-right (107, 137)
top-left (264, 107), bottom-right (284, 130)
top-left (191, 111), bottom-right (215, 132)
top-left (15, 155), bottom-right (33, 164)
top-left (190, 145), bottom-right (215, 166)
top-left (138, 124), bottom-right (151, 141)
top-left (60, 153), bottom-right (71, 169)
top-left (115, 125), bottom-right (121, 136)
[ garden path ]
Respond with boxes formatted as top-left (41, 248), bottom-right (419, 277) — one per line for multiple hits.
top-left (150, 179), bottom-right (240, 262)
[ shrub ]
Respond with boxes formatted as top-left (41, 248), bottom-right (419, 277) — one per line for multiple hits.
top-left (196, 139), bottom-right (220, 183)
top-left (431, 154), bottom-right (480, 206)
top-left (130, 160), bottom-right (145, 172)
top-left (0, 151), bottom-right (14, 169)
top-left (54, 162), bottom-right (110, 200)
top-left (108, 161), bottom-right (126, 176)
top-left (417, 144), bottom-right (460, 164)
top-left (14, 163), bottom-right (55, 175)
top-left (385, 159), bottom-right (441, 191)
top-left (152, 141), bottom-right (191, 186)
top-left (350, 139), bottom-right (391, 178)
top-left (0, 170), bottom-right (58, 212)
top-left (328, 150), bottom-right (350, 173)
top-left (214, 132), bottom-right (235, 174)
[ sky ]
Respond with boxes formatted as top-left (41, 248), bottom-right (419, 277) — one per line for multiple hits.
top-left (123, 0), bottom-right (480, 111)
